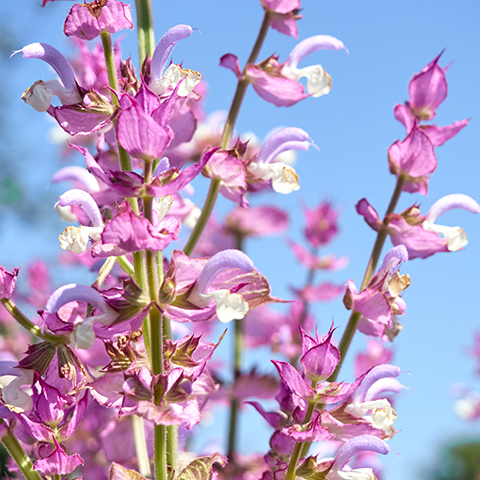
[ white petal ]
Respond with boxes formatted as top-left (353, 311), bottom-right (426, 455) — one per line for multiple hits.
top-left (56, 204), bottom-right (78, 223)
top-left (271, 163), bottom-right (300, 194)
top-left (150, 63), bottom-right (201, 97)
top-left (59, 226), bottom-right (90, 254)
top-left (73, 317), bottom-right (96, 350)
top-left (210, 290), bottom-right (248, 323)
top-left (153, 195), bottom-right (174, 222)
top-left (2, 370), bottom-right (34, 413)
top-left (423, 221), bottom-right (468, 251)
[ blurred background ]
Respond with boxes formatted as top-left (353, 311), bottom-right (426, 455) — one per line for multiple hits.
top-left (1, 0), bottom-right (480, 478)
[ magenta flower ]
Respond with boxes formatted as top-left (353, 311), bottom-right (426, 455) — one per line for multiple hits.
top-left (91, 203), bottom-right (181, 257)
top-left (390, 194), bottom-right (479, 259)
top-left (326, 435), bottom-right (390, 480)
top-left (64, 0), bottom-right (134, 41)
top-left (393, 52), bottom-right (469, 148)
top-left (261, 0), bottom-right (302, 38)
top-left (408, 52), bottom-right (447, 120)
top-left (149, 25), bottom-right (201, 97)
top-left (300, 325), bottom-right (340, 383)
top-left (221, 35), bottom-right (346, 106)
top-left (394, 103), bottom-right (468, 148)
top-left (304, 201), bottom-right (339, 247)
top-left (15, 43), bottom-right (82, 112)
top-left (355, 340), bottom-right (393, 377)
top-left (16, 42), bottom-right (117, 135)
top-left (357, 195), bottom-right (480, 259)
top-left (289, 240), bottom-right (348, 271)
top-left (160, 249), bottom-right (279, 323)
top-left (388, 120), bottom-right (437, 194)
top-left (247, 127), bottom-right (313, 193)
top-left (344, 246), bottom-right (410, 338)
top-left (226, 205), bottom-right (289, 237)
top-left (0, 265), bottom-right (19, 299)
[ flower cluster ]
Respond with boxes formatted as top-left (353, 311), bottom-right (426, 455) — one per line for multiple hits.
top-left (0, 1), bottom-right (476, 479)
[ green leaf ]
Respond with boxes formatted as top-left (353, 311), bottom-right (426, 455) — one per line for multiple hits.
top-left (177, 453), bottom-right (227, 480)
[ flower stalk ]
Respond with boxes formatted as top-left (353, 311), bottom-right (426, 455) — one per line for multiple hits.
top-left (184, 10), bottom-right (273, 256)
top-left (329, 174), bottom-right (406, 382)
top-left (0, 298), bottom-right (66, 344)
top-left (2, 429), bottom-right (41, 480)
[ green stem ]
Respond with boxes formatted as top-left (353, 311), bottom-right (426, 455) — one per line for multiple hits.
top-left (135, 0), bottom-right (155, 64)
top-left (2, 429), bottom-right (41, 480)
top-left (227, 318), bottom-right (244, 460)
top-left (116, 255), bottom-right (135, 278)
top-left (100, 32), bottom-right (120, 107)
top-left (143, 158), bottom-right (168, 480)
top-left (220, 10), bottom-right (273, 149)
top-left (132, 415), bottom-right (152, 478)
top-left (329, 173), bottom-right (406, 383)
top-left (162, 314), bottom-right (177, 475)
top-left (166, 425), bottom-right (178, 476)
top-left (1, 298), bottom-right (65, 344)
top-left (183, 179), bottom-right (221, 256)
top-left (227, 234), bottom-right (245, 462)
top-left (284, 401), bottom-right (316, 480)
top-left (183, 11), bottom-right (273, 257)
top-left (100, 31), bottom-right (133, 173)
top-left (93, 256), bottom-right (116, 288)
top-left (154, 425), bottom-right (167, 480)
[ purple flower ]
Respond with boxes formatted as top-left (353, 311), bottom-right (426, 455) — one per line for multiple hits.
top-left (326, 435), bottom-right (390, 480)
top-left (15, 43), bottom-right (81, 112)
top-left (0, 265), bottom-right (19, 299)
top-left (388, 120), bottom-right (437, 194)
top-left (390, 195), bottom-right (479, 259)
top-left (149, 25), bottom-right (201, 97)
top-left (16, 42), bottom-right (117, 135)
top-left (161, 249), bottom-right (280, 323)
top-left (221, 35), bottom-right (346, 107)
top-left (408, 52), bottom-right (447, 120)
top-left (247, 127), bottom-right (313, 193)
top-left (91, 203), bottom-right (181, 257)
top-left (261, 0), bottom-right (302, 38)
top-left (344, 246), bottom-right (410, 338)
top-left (64, 0), bottom-right (134, 41)
top-left (304, 201), bottom-right (339, 247)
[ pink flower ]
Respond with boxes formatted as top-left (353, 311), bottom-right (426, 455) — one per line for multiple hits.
top-left (64, 0), bottom-right (134, 41)
top-left (15, 42), bottom-right (117, 135)
top-left (261, 0), bottom-right (302, 38)
top-left (161, 249), bottom-right (279, 323)
top-left (344, 246), bottom-right (410, 338)
top-left (0, 266), bottom-right (19, 299)
top-left (304, 201), bottom-right (339, 247)
top-left (394, 53), bottom-right (469, 147)
top-left (388, 120), bottom-right (437, 194)
top-left (221, 35), bottom-right (347, 107)
top-left (408, 52), bottom-right (447, 120)
top-left (382, 194), bottom-right (478, 260)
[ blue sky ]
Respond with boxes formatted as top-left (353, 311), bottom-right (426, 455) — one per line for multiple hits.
top-left (1, 1), bottom-right (480, 478)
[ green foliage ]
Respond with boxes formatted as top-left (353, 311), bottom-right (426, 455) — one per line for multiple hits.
top-left (429, 440), bottom-right (480, 480)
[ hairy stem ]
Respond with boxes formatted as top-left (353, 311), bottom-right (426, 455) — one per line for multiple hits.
top-left (2, 429), bottom-right (41, 480)
top-left (116, 255), bottom-right (135, 278)
top-left (0, 298), bottom-right (65, 344)
top-left (135, 0), bottom-right (155, 64)
top-left (284, 401), bottom-right (316, 480)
